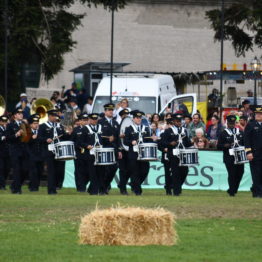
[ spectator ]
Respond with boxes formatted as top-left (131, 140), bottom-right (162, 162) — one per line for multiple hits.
top-left (247, 89), bottom-right (253, 97)
top-left (83, 96), bottom-right (93, 115)
top-left (192, 128), bottom-right (209, 149)
top-left (208, 88), bottom-right (219, 108)
top-left (62, 82), bottom-right (79, 100)
top-left (77, 89), bottom-right (88, 111)
top-left (183, 114), bottom-right (192, 132)
top-left (207, 115), bottom-right (224, 148)
top-left (236, 115), bottom-right (248, 131)
top-left (52, 91), bottom-right (65, 111)
top-left (68, 98), bottom-right (81, 117)
top-left (188, 113), bottom-right (206, 139)
top-left (151, 113), bottom-right (160, 124)
top-left (242, 100), bottom-right (253, 119)
top-left (151, 122), bottom-right (161, 137)
top-left (114, 99), bottom-right (131, 124)
top-left (15, 93), bottom-right (31, 119)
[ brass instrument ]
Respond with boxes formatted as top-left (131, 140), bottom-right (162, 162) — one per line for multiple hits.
top-left (0, 95), bottom-right (6, 116)
top-left (20, 121), bottom-right (32, 143)
top-left (31, 98), bottom-right (54, 124)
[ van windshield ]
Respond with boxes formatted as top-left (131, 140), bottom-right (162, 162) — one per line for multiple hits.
top-left (92, 96), bottom-right (157, 114)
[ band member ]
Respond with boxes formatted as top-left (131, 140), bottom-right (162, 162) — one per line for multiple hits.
top-left (124, 111), bottom-right (152, 195)
top-left (118, 108), bottom-right (130, 195)
top-left (163, 113), bottom-right (192, 196)
top-left (72, 113), bottom-right (90, 192)
top-left (27, 115), bottom-right (43, 191)
top-left (0, 115), bottom-right (10, 190)
top-left (6, 108), bottom-right (29, 194)
top-left (217, 115), bottom-right (245, 197)
top-left (98, 103), bottom-right (120, 194)
top-left (38, 109), bottom-right (70, 194)
top-left (78, 113), bottom-right (105, 195)
top-left (244, 107), bottom-right (262, 198)
top-left (158, 117), bottom-right (173, 195)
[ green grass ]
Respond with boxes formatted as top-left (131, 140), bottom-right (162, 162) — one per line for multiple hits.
top-left (0, 188), bottom-right (262, 262)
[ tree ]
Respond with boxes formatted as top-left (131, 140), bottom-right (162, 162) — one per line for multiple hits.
top-left (0, 0), bottom-right (127, 108)
top-left (206, 0), bottom-right (262, 57)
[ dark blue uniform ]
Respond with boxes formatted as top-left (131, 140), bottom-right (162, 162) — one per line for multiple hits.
top-left (6, 121), bottom-right (29, 193)
top-left (38, 121), bottom-right (70, 194)
top-left (124, 124), bottom-right (151, 195)
top-left (77, 124), bottom-right (105, 195)
top-left (244, 120), bottom-right (262, 197)
top-left (26, 128), bottom-right (44, 191)
top-left (217, 128), bottom-right (245, 196)
top-left (98, 117), bottom-right (120, 193)
top-left (0, 125), bottom-right (10, 189)
top-left (163, 126), bottom-right (192, 196)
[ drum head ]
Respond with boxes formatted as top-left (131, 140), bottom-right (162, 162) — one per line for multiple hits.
top-left (120, 116), bottom-right (133, 151)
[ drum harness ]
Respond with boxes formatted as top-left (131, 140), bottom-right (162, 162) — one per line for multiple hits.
top-left (46, 122), bottom-right (62, 154)
top-left (131, 124), bottom-right (146, 158)
top-left (171, 126), bottom-right (186, 156)
top-left (225, 128), bottom-right (240, 148)
top-left (85, 124), bottom-right (102, 155)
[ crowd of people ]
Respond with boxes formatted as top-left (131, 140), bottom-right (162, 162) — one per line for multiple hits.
top-left (0, 85), bottom-right (262, 198)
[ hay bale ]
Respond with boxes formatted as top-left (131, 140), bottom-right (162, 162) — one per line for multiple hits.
top-left (79, 206), bottom-right (177, 246)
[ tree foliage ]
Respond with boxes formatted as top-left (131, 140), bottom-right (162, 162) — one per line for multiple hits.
top-left (206, 0), bottom-right (262, 56)
top-left (0, 0), bottom-right (127, 100)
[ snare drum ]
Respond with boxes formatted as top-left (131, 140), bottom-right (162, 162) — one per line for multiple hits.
top-left (233, 146), bottom-right (248, 165)
top-left (138, 143), bottom-right (158, 161)
top-left (179, 148), bottom-right (199, 166)
top-left (54, 141), bottom-right (76, 161)
top-left (94, 147), bottom-right (116, 165)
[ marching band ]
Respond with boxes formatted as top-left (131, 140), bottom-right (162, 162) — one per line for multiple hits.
top-left (1, 99), bottom-right (262, 198)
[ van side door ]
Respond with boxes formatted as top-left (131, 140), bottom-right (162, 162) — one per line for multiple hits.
top-left (159, 93), bottom-right (197, 116)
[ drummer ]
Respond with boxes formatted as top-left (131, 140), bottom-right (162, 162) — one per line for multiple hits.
top-left (163, 113), bottom-right (192, 196)
top-left (38, 109), bottom-right (71, 195)
top-left (217, 115), bottom-right (245, 197)
top-left (123, 111), bottom-right (155, 195)
top-left (118, 108), bottom-right (130, 195)
top-left (78, 113), bottom-right (105, 195)
top-left (158, 117), bottom-right (173, 195)
top-left (98, 103), bottom-right (120, 194)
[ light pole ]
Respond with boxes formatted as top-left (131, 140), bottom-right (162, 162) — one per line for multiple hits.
top-left (109, 0), bottom-right (115, 103)
top-left (250, 56), bottom-right (261, 106)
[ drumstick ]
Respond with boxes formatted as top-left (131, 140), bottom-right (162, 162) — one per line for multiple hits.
top-left (101, 136), bottom-right (111, 139)
top-left (144, 136), bottom-right (161, 140)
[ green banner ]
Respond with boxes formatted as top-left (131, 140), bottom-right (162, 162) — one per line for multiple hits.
top-left (63, 151), bottom-right (252, 191)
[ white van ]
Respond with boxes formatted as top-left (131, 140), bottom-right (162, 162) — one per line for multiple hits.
top-left (92, 74), bottom-right (197, 115)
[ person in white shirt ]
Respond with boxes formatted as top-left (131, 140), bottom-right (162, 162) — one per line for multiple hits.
top-left (82, 96), bottom-right (93, 114)
top-left (114, 98), bottom-right (131, 124)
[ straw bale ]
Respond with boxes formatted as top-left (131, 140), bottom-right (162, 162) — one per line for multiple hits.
top-left (79, 206), bottom-right (177, 246)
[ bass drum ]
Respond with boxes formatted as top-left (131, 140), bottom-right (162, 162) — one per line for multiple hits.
top-left (120, 116), bottom-right (133, 151)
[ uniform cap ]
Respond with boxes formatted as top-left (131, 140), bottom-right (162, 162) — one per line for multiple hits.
top-left (172, 113), bottom-right (184, 120)
top-left (89, 113), bottom-right (99, 120)
top-left (79, 113), bottom-right (89, 120)
top-left (47, 109), bottom-right (58, 116)
top-left (132, 111), bottom-right (143, 118)
top-left (12, 108), bottom-right (23, 115)
top-left (104, 103), bottom-right (115, 110)
top-left (119, 109), bottom-right (130, 117)
top-left (0, 115), bottom-right (8, 122)
top-left (20, 93), bottom-right (27, 97)
top-left (254, 107), bottom-right (262, 113)
top-left (28, 116), bottom-right (39, 124)
top-left (226, 114), bottom-right (237, 123)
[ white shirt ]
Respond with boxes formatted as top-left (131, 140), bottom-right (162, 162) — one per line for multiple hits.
top-left (83, 104), bottom-right (92, 114)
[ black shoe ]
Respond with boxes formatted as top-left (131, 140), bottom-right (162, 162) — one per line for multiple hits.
top-left (166, 189), bottom-right (172, 195)
top-left (12, 191), bottom-right (22, 194)
top-left (48, 191), bottom-right (57, 195)
top-left (120, 190), bottom-right (128, 195)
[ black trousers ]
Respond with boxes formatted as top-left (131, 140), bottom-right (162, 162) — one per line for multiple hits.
top-left (46, 156), bottom-right (64, 194)
top-left (225, 161), bottom-right (244, 195)
top-left (29, 160), bottom-right (44, 190)
top-left (118, 150), bottom-right (130, 191)
top-left (104, 163), bottom-right (118, 191)
top-left (56, 161), bottom-right (65, 189)
top-left (128, 159), bottom-right (150, 195)
top-left (0, 157), bottom-right (10, 188)
top-left (88, 156), bottom-right (105, 195)
top-left (163, 160), bottom-right (171, 193)
top-left (249, 159), bottom-right (262, 197)
top-left (170, 156), bottom-right (188, 195)
top-left (10, 154), bottom-right (28, 193)
top-left (77, 159), bottom-right (90, 192)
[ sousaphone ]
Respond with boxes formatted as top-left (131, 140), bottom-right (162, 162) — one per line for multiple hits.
top-left (0, 95), bottom-right (6, 116)
top-left (31, 98), bottom-right (54, 124)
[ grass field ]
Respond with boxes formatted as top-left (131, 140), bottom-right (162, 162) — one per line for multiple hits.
top-left (0, 188), bottom-right (262, 262)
